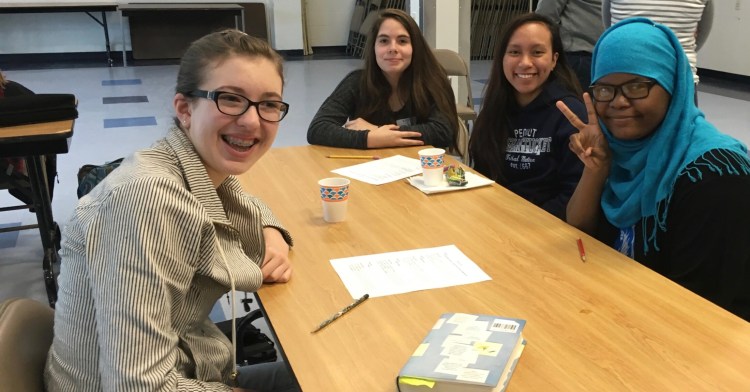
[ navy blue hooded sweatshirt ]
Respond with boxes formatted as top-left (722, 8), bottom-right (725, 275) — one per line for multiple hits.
top-left (473, 81), bottom-right (585, 219)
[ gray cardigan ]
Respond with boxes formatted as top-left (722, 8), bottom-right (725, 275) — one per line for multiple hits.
top-left (307, 70), bottom-right (454, 149)
top-left (536, 0), bottom-right (604, 53)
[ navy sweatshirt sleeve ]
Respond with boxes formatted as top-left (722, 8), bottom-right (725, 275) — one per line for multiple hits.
top-left (538, 95), bottom-right (586, 219)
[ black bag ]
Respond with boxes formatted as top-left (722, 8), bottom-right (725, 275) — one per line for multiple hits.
top-left (0, 94), bottom-right (78, 127)
top-left (216, 309), bottom-right (278, 366)
top-left (76, 158), bottom-right (124, 198)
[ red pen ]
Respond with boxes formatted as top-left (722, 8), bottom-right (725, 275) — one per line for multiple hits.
top-left (577, 238), bottom-right (586, 262)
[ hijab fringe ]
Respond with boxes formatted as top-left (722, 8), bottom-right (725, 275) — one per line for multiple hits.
top-left (643, 149), bottom-right (750, 254)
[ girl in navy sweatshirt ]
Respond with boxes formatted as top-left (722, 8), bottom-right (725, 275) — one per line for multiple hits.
top-left (469, 13), bottom-right (585, 219)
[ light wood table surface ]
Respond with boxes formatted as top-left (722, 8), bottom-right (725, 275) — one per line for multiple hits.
top-left (239, 145), bottom-right (750, 392)
top-left (0, 119), bottom-right (73, 142)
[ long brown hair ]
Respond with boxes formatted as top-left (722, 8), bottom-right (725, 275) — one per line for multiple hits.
top-left (469, 13), bottom-right (580, 181)
top-left (0, 70), bottom-right (7, 89)
top-left (359, 8), bottom-right (458, 150)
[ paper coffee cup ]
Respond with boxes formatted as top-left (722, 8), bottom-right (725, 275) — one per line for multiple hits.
top-left (318, 177), bottom-right (350, 222)
top-left (418, 148), bottom-right (445, 187)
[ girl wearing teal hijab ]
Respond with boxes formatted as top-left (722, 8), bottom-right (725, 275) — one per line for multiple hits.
top-left (558, 18), bottom-right (750, 321)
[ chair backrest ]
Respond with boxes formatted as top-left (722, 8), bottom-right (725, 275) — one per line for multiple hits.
top-left (349, 4), bottom-right (366, 34)
top-left (358, 10), bottom-right (379, 37)
top-left (433, 49), bottom-right (476, 160)
top-left (434, 48), bottom-right (469, 77)
top-left (354, 11), bottom-right (380, 58)
top-left (0, 297), bottom-right (54, 392)
top-left (433, 49), bottom-right (474, 111)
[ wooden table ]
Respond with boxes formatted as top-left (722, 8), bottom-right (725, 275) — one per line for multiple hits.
top-left (239, 145), bottom-right (750, 392)
top-left (0, 119), bottom-right (75, 307)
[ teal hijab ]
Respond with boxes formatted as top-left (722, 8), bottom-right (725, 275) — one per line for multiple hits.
top-left (591, 18), bottom-right (750, 252)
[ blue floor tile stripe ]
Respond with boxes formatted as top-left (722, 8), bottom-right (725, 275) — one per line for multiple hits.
top-left (104, 116), bottom-right (157, 128)
top-left (102, 79), bottom-right (142, 86)
top-left (103, 96), bottom-right (149, 104)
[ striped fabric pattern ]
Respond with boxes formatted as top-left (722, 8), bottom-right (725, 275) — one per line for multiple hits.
top-left (608, 0), bottom-right (707, 83)
top-left (45, 127), bottom-right (292, 391)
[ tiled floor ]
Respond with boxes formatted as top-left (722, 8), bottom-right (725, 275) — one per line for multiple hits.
top-left (2, 57), bottom-right (750, 313)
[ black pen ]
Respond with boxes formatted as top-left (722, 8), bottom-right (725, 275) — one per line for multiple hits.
top-left (311, 294), bottom-right (369, 333)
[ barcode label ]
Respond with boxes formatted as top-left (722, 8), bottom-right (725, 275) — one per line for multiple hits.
top-left (490, 319), bottom-right (519, 333)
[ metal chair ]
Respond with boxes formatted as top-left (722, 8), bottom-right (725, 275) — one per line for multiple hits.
top-left (433, 48), bottom-right (477, 124)
top-left (353, 11), bottom-right (379, 58)
top-left (346, 4), bottom-right (366, 55)
top-left (0, 297), bottom-right (54, 392)
top-left (433, 49), bottom-right (476, 160)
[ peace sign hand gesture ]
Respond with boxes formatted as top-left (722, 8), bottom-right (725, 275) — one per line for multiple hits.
top-left (556, 92), bottom-right (611, 170)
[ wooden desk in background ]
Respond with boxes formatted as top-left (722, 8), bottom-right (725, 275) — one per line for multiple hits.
top-left (0, 2), bottom-right (118, 66)
top-left (0, 119), bottom-right (74, 307)
top-left (119, 3), bottom-right (245, 63)
top-left (240, 145), bottom-right (750, 391)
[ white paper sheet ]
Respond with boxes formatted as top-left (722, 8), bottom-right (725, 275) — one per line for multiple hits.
top-left (331, 155), bottom-right (422, 185)
top-left (330, 245), bottom-right (491, 298)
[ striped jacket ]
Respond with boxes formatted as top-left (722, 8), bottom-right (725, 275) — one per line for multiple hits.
top-left (603, 0), bottom-right (711, 84)
top-left (45, 127), bottom-right (292, 391)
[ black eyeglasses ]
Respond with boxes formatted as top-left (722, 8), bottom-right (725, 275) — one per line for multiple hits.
top-left (188, 90), bottom-right (290, 122)
top-left (589, 80), bottom-right (658, 102)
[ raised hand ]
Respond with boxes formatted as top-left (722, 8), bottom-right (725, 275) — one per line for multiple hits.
top-left (556, 92), bottom-right (611, 170)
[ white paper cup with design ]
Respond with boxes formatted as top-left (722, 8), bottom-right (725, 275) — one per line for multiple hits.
top-left (418, 148), bottom-right (445, 187)
top-left (318, 177), bottom-right (350, 222)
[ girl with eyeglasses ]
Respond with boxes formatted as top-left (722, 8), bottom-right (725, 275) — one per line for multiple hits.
top-left (469, 13), bottom-right (586, 220)
top-left (45, 30), bottom-right (300, 391)
top-left (558, 18), bottom-right (750, 321)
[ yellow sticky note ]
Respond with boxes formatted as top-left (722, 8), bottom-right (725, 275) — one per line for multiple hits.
top-left (473, 341), bottom-right (502, 356)
top-left (399, 377), bottom-right (436, 388)
top-left (412, 343), bottom-right (429, 357)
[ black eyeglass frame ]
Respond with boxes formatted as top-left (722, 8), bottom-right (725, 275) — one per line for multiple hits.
top-left (187, 89), bottom-right (290, 122)
top-left (588, 80), bottom-right (659, 103)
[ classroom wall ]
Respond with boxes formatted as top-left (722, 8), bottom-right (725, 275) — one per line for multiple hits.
top-left (305, 0), bottom-right (353, 47)
top-left (0, 0), bottom-right (305, 53)
top-left (697, 0), bottom-right (750, 76)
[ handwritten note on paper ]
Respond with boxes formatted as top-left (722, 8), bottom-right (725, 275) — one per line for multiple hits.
top-left (330, 245), bottom-right (491, 298)
top-left (331, 155), bottom-right (422, 185)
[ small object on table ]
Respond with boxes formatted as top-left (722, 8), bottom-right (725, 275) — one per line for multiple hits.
top-left (444, 165), bottom-right (468, 186)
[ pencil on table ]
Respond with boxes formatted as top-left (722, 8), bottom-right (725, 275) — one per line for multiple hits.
top-left (326, 155), bottom-right (380, 159)
top-left (577, 238), bottom-right (586, 262)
